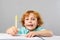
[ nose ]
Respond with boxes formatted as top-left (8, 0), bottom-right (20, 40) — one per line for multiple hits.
top-left (29, 20), bottom-right (32, 23)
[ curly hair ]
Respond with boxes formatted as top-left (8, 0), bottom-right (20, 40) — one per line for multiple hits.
top-left (21, 10), bottom-right (43, 27)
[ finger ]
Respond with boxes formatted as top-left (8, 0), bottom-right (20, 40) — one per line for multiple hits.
top-left (31, 34), bottom-right (35, 37)
top-left (12, 27), bottom-right (18, 34)
top-left (10, 27), bottom-right (18, 34)
top-left (8, 30), bottom-right (16, 36)
top-left (7, 28), bottom-right (16, 36)
top-left (26, 33), bottom-right (32, 38)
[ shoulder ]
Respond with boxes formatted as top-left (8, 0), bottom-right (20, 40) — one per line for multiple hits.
top-left (35, 26), bottom-right (46, 31)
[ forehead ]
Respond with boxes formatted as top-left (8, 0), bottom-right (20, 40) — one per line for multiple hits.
top-left (25, 13), bottom-right (35, 18)
top-left (24, 13), bottom-right (37, 18)
top-left (29, 13), bottom-right (35, 17)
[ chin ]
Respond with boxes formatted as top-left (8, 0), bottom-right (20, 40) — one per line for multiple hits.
top-left (27, 28), bottom-right (35, 31)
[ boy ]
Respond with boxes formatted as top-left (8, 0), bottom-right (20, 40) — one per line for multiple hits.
top-left (6, 10), bottom-right (53, 37)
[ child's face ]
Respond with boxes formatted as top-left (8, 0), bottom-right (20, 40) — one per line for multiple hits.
top-left (24, 13), bottom-right (38, 31)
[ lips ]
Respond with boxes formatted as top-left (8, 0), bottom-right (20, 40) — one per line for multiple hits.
top-left (27, 24), bottom-right (33, 27)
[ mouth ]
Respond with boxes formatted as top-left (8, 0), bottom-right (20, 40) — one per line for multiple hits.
top-left (27, 24), bottom-right (33, 27)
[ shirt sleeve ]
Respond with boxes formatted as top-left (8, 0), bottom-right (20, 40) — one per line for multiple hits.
top-left (35, 27), bottom-right (46, 31)
top-left (18, 27), bottom-right (29, 34)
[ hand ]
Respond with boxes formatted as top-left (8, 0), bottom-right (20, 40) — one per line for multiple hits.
top-left (6, 26), bottom-right (18, 36)
top-left (26, 31), bottom-right (39, 38)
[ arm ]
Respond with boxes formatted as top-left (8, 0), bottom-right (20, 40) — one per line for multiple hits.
top-left (37, 30), bottom-right (53, 37)
top-left (26, 30), bottom-right (53, 37)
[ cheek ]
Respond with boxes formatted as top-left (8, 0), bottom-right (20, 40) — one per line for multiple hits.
top-left (24, 20), bottom-right (28, 24)
top-left (24, 20), bottom-right (28, 25)
top-left (33, 21), bottom-right (38, 25)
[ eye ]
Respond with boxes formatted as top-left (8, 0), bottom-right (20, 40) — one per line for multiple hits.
top-left (32, 18), bottom-right (35, 20)
top-left (25, 19), bottom-right (29, 20)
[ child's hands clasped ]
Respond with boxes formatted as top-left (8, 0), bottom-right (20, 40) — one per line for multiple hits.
top-left (26, 31), bottom-right (39, 38)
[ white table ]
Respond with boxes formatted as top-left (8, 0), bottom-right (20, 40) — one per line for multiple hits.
top-left (0, 33), bottom-right (60, 40)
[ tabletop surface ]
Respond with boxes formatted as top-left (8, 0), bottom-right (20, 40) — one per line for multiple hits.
top-left (0, 33), bottom-right (60, 40)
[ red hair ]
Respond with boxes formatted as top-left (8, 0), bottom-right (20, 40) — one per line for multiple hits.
top-left (21, 10), bottom-right (43, 27)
